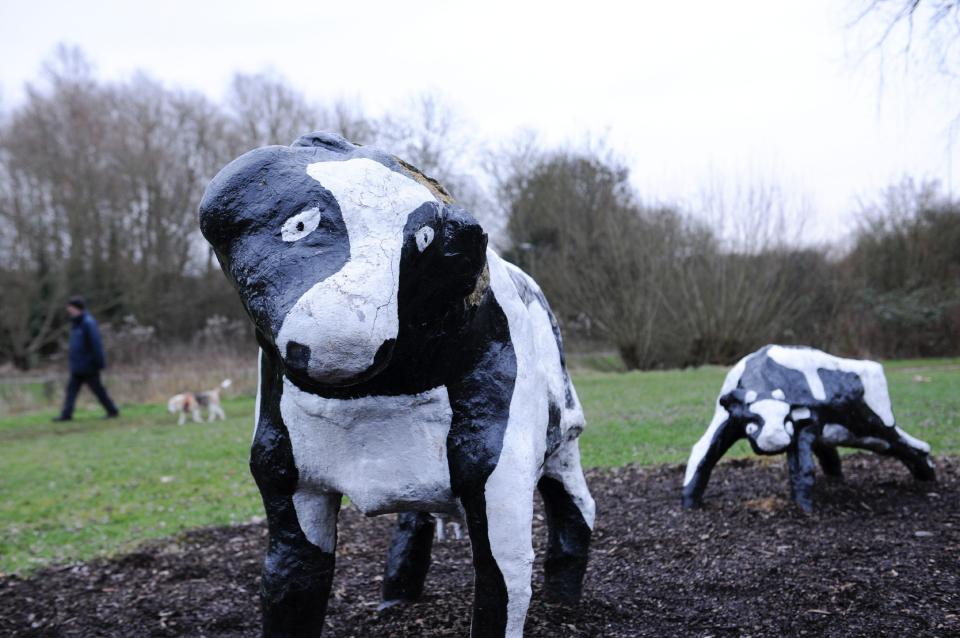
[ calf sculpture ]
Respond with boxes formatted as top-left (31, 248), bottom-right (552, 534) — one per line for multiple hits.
top-left (682, 345), bottom-right (935, 512)
top-left (199, 132), bottom-right (594, 638)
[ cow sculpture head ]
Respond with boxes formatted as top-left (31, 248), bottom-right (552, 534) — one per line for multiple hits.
top-left (720, 388), bottom-right (813, 454)
top-left (199, 132), bottom-right (487, 388)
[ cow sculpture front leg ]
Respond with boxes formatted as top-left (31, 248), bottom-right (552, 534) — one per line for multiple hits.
top-left (786, 426), bottom-right (818, 513)
top-left (682, 412), bottom-right (744, 509)
top-left (252, 351), bottom-right (340, 638)
top-left (260, 491), bottom-right (341, 637)
top-left (460, 473), bottom-right (535, 638)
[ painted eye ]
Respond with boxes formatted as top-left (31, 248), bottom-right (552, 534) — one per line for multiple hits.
top-left (415, 226), bottom-right (435, 252)
top-left (281, 207), bottom-right (322, 242)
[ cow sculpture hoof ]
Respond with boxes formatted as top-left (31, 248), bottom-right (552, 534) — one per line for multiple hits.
top-left (199, 131), bottom-right (595, 638)
top-left (682, 345), bottom-right (935, 512)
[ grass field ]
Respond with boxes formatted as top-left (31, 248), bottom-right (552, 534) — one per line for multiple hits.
top-left (1, 358), bottom-right (958, 574)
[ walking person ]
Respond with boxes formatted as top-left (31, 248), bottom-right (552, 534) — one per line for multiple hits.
top-left (54, 296), bottom-right (120, 421)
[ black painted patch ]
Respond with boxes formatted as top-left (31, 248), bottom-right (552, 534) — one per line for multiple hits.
top-left (544, 401), bottom-right (563, 462)
top-left (460, 491), bottom-right (508, 638)
top-left (200, 145), bottom-right (352, 341)
top-left (537, 476), bottom-right (592, 604)
top-left (381, 512), bottom-right (435, 604)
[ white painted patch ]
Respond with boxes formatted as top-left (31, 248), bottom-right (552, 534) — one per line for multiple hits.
top-left (784, 421), bottom-right (794, 436)
top-left (745, 423), bottom-right (759, 436)
top-left (280, 378), bottom-right (457, 519)
top-left (791, 407), bottom-right (811, 421)
top-left (772, 388), bottom-right (786, 400)
top-left (895, 425), bottom-right (932, 453)
top-left (745, 390), bottom-right (758, 403)
top-left (767, 346), bottom-right (895, 426)
top-left (484, 252), bottom-right (591, 638)
top-left (281, 206), bottom-right (323, 242)
top-left (415, 225), bottom-right (434, 252)
top-left (292, 491), bottom-right (340, 552)
top-left (749, 399), bottom-right (792, 451)
top-left (683, 354), bottom-right (749, 486)
top-left (276, 158), bottom-right (436, 383)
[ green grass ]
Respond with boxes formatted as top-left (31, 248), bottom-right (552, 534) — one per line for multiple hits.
top-left (0, 397), bottom-right (262, 574)
top-left (1, 358), bottom-right (958, 574)
top-left (577, 358), bottom-right (960, 467)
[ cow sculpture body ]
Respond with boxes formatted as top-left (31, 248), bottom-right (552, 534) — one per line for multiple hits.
top-left (199, 132), bottom-right (594, 638)
top-left (682, 345), bottom-right (935, 512)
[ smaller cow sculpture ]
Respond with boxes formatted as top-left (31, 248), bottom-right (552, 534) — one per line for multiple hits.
top-left (682, 345), bottom-right (935, 512)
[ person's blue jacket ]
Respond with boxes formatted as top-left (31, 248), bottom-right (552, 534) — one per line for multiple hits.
top-left (68, 312), bottom-right (106, 374)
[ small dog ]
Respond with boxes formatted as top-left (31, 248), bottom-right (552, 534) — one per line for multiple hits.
top-left (167, 379), bottom-right (231, 425)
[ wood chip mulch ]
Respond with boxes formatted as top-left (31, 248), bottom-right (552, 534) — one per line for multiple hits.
top-left (2, 453), bottom-right (957, 637)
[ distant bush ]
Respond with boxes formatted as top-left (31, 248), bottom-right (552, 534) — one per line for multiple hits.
top-left (502, 150), bottom-right (958, 369)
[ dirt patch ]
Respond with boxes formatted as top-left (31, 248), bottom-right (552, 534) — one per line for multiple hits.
top-left (2, 454), bottom-right (958, 637)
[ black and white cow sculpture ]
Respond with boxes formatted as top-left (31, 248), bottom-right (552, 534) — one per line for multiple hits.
top-left (199, 132), bottom-right (594, 638)
top-left (682, 345), bottom-right (935, 513)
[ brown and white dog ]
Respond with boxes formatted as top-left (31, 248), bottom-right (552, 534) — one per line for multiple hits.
top-left (167, 379), bottom-right (231, 425)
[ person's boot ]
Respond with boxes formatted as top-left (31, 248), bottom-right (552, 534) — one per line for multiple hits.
top-left (52, 415), bottom-right (72, 422)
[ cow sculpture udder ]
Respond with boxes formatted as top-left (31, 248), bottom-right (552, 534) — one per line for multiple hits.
top-left (682, 345), bottom-right (936, 512)
top-left (199, 132), bottom-right (594, 638)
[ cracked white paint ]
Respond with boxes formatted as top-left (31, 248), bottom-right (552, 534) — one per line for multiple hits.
top-left (281, 378), bottom-right (457, 521)
top-left (276, 158), bottom-right (437, 384)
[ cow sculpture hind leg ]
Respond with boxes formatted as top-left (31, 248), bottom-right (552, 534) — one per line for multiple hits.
top-left (538, 438), bottom-right (594, 603)
top-left (812, 438), bottom-right (843, 480)
top-left (880, 425), bottom-right (936, 482)
top-left (380, 512), bottom-right (435, 609)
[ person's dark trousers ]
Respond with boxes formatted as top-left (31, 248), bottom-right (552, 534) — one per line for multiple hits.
top-left (60, 372), bottom-right (119, 419)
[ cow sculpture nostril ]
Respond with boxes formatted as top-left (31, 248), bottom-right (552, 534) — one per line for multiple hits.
top-left (285, 341), bottom-right (312, 372)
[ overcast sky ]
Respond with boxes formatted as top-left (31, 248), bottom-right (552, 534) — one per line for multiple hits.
top-left (1, 0), bottom-right (957, 241)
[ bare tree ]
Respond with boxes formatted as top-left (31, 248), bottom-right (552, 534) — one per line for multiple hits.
top-left (226, 70), bottom-right (329, 148)
top-left (374, 92), bottom-right (496, 231)
top-left (853, 1), bottom-right (960, 73)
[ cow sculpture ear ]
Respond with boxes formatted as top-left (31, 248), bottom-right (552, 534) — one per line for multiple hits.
top-left (719, 389), bottom-right (743, 410)
top-left (439, 204), bottom-right (488, 297)
top-left (290, 131), bottom-right (357, 153)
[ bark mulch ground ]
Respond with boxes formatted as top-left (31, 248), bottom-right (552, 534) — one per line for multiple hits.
top-left (2, 454), bottom-right (957, 637)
